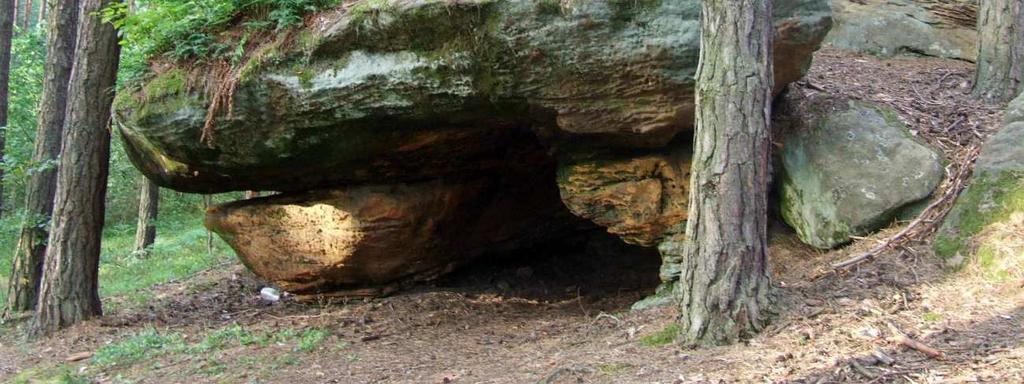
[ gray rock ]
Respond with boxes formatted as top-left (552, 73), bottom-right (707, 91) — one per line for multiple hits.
top-left (826, 0), bottom-right (978, 61)
top-left (115, 0), bottom-right (831, 193)
top-left (776, 89), bottom-right (944, 249)
top-left (935, 92), bottom-right (1024, 262)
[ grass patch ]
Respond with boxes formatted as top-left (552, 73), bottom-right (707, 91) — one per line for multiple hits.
top-left (9, 364), bottom-right (90, 384)
top-left (922, 311), bottom-right (943, 323)
top-left (296, 328), bottom-right (331, 352)
top-left (93, 328), bottom-right (187, 368)
top-left (639, 323), bottom-right (680, 347)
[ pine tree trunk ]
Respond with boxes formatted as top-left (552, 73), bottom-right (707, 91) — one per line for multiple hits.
top-left (0, 0), bottom-right (13, 218)
top-left (203, 195), bottom-right (214, 255)
top-left (36, 0), bottom-right (44, 26)
top-left (31, 0), bottom-right (120, 336)
top-left (973, 0), bottom-right (1024, 103)
top-left (672, 0), bottom-right (774, 347)
top-left (21, 0), bottom-right (29, 29)
top-left (4, 0), bottom-right (78, 314)
top-left (132, 177), bottom-right (158, 256)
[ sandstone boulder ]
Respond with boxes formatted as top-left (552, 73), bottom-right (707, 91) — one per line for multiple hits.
top-left (935, 93), bottom-right (1024, 270)
top-left (115, 0), bottom-right (831, 194)
top-left (206, 170), bottom-right (588, 293)
top-left (826, 0), bottom-right (978, 61)
top-left (776, 89), bottom-right (944, 249)
top-left (556, 147), bottom-right (690, 247)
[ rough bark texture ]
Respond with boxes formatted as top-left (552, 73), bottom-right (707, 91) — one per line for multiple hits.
top-left (672, 0), bottom-right (774, 346)
top-left (0, 0), bottom-right (12, 218)
top-left (5, 0), bottom-right (77, 314)
top-left (31, 0), bottom-right (120, 335)
top-left (973, 0), bottom-right (1024, 103)
top-left (132, 177), bottom-right (158, 256)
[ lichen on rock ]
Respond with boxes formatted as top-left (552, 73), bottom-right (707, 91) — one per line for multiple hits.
top-left (775, 88), bottom-right (944, 249)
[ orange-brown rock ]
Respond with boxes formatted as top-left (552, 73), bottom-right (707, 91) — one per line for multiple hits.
top-left (206, 173), bottom-right (587, 293)
top-left (556, 148), bottom-right (691, 247)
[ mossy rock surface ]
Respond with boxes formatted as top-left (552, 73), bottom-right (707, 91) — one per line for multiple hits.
top-left (115, 0), bottom-right (831, 193)
top-left (936, 93), bottom-right (1024, 264)
top-left (775, 89), bottom-right (944, 249)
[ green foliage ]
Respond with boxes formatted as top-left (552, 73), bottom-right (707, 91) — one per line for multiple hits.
top-left (112, 0), bottom-right (340, 65)
top-left (639, 324), bottom-right (680, 347)
top-left (93, 328), bottom-right (187, 368)
top-left (296, 328), bottom-right (331, 352)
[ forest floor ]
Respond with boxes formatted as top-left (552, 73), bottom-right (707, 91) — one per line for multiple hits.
top-left (1, 49), bottom-right (1021, 384)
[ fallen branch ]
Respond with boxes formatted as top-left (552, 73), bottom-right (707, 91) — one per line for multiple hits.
top-left (886, 322), bottom-right (945, 360)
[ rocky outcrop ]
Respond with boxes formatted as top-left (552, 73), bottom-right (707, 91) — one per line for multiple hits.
top-left (115, 0), bottom-right (831, 194)
top-left (935, 93), bottom-right (1024, 267)
top-left (556, 147), bottom-right (690, 247)
top-left (826, 0), bottom-right (978, 61)
top-left (775, 89), bottom-right (944, 249)
top-left (206, 167), bottom-right (590, 293)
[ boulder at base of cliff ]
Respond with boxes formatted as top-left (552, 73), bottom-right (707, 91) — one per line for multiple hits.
top-left (826, 0), bottom-right (978, 61)
top-left (776, 88), bottom-right (944, 249)
top-left (935, 93), bottom-right (1024, 281)
top-left (205, 169), bottom-right (588, 293)
top-left (556, 146), bottom-right (691, 248)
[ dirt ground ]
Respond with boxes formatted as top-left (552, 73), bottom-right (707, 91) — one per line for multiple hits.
top-left (1, 49), bottom-right (1021, 384)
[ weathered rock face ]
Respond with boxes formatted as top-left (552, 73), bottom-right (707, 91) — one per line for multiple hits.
top-left (935, 93), bottom-right (1024, 265)
top-left (556, 147), bottom-right (690, 247)
top-left (116, 0), bottom-right (832, 194)
top-left (826, 0), bottom-right (978, 61)
top-left (775, 89), bottom-right (944, 249)
top-left (206, 167), bottom-right (590, 293)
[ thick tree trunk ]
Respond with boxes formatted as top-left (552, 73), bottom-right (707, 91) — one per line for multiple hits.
top-left (132, 177), bottom-right (159, 256)
top-left (31, 0), bottom-right (120, 336)
top-left (4, 0), bottom-right (78, 314)
top-left (672, 0), bottom-right (774, 346)
top-left (0, 0), bottom-right (12, 218)
top-left (973, 0), bottom-right (1024, 103)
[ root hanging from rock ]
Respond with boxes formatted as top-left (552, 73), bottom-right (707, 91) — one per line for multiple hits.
top-left (201, 62), bottom-right (241, 148)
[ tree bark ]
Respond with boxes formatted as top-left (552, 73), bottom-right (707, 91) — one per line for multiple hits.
top-left (132, 177), bottom-right (159, 256)
top-left (31, 0), bottom-right (120, 336)
top-left (672, 0), bottom-right (774, 346)
top-left (203, 195), bottom-right (214, 255)
top-left (973, 0), bottom-right (1024, 103)
top-left (36, 0), bottom-right (44, 26)
top-left (21, 0), bottom-right (30, 30)
top-left (4, 0), bottom-right (78, 314)
top-left (0, 0), bottom-right (13, 219)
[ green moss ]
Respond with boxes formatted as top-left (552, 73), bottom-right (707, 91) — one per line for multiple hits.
top-left (145, 68), bottom-right (189, 100)
top-left (639, 323), bottom-right (680, 347)
top-left (534, 0), bottom-right (563, 16)
top-left (934, 171), bottom-right (1024, 261)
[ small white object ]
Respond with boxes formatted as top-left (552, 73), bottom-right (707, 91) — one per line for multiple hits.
top-left (260, 287), bottom-right (281, 302)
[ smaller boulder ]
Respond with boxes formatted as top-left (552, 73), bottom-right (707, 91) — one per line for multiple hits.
top-left (556, 148), bottom-right (690, 247)
top-left (776, 89), bottom-right (944, 249)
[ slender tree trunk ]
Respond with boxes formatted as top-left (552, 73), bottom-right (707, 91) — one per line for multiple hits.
top-left (36, 0), bottom-right (43, 26)
top-left (973, 0), bottom-right (1024, 103)
top-left (4, 0), bottom-right (77, 313)
top-left (0, 0), bottom-right (12, 219)
top-left (31, 0), bottom-right (120, 336)
top-left (672, 0), bottom-right (774, 347)
top-left (203, 195), bottom-right (213, 255)
top-left (132, 177), bottom-right (159, 256)
top-left (21, 0), bottom-right (29, 30)
top-left (4, 0), bottom-right (78, 314)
